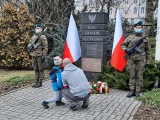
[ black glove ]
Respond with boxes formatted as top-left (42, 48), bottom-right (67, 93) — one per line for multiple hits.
top-left (125, 48), bottom-right (132, 54)
top-left (41, 56), bottom-right (46, 63)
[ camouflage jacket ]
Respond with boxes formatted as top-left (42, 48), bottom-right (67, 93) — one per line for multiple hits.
top-left (28, 34), bottom-right (48, 57)
top-left (121, 34), bottom-right (150, 64)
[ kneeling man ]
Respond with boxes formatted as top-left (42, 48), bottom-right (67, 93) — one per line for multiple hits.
top-left (61, 58), bottom-right (91, 111)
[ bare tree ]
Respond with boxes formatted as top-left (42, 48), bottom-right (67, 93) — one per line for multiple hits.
top-left (145, 0), bottom-right (158, 24)
top-left (25, 0), bottom-right (74, 26)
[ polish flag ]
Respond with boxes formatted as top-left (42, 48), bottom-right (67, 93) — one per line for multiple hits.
top-left (63, 13), bottom-right (81, 62)
top-left (111, 8), bottom-right (126, 72)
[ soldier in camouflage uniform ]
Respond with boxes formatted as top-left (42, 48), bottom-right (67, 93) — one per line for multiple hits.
top-left (121, 21), bottom-right (150, 97)
top-left (28, 24), bottom-right (48, 88)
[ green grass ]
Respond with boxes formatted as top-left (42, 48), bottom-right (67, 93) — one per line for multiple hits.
top-left (137, 88), bottom-right (160, 107)
top-left (0, 69), bottom-right (49, 85)
top-left (5, 74), bottom-right (34, 85)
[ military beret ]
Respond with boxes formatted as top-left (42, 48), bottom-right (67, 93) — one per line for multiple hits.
top-left (134, 21), bottom-right (143, 27)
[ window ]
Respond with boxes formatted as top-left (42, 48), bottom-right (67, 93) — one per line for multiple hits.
top-left (125, 9), bottom-right (128, 14)
top-left (75, 0), bottom-right (80, 6)
top-left (125, 0), bottom-right (128, 4)
top-left (124, 8), bottom-right (128, 14)
top-left (141, 0), bottom-right (145, 3)
top-left (134, 7), bottom-right (137, 14)
top-left (89, 0), bottom-right (93, 6)
top-left (96, 1), bottom-right (100, 8)
top-left (130, 19), bottom-right (134, 25)
top-left (134, 0), bottom-right (137, 4)
top-left (141, 7), bottom-right (144, 14)
top-left (140, 18), bottom-right (144, 23)
top-left (110, 9), bottom-right (113, 15)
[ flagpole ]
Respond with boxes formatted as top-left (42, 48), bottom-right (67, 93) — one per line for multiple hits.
top-left (155, 0), bottom-right (160, 61)
top-left (153, 0), bottom-right (160, 89)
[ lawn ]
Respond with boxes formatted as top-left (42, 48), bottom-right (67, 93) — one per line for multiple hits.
top-left (134, 89), bottom-right (160, 120)
top-left (0, 69), bottom-right (49, 85)
top-left (138, 88), bottom-right (160, 107)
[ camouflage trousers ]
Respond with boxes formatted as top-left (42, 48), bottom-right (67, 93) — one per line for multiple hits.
top-left (127, 60), bottom-right (145, 92)
top-left (32, 56), bottom-right (44, 84)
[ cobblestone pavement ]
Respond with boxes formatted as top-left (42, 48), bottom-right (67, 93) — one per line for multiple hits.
top-left (0, 80), bottom-right (141, 120)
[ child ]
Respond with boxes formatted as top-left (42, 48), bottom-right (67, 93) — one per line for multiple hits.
top-left (41, 56), bottom-right (65, 109)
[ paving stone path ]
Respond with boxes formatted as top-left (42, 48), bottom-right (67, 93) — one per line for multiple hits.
top-left (0, 80), bottom-right (141, 120)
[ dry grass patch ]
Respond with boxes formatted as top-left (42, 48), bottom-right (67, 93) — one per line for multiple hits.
top-left (0, 69), bottom-right (50, 94)
top-left (0, 69), bottom-right (49, 84)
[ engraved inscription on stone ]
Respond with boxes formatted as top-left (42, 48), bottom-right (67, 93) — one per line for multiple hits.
top-left (82, 58), bottom-right (102, 72)
top-left (85, 45), bottom-right (97, 56)
top-left (81, 24), bottom-right (107, 30)
top-left (81, 30), bottom-right (107, 36)
top-left (80, 36), bottom-right (108, 42)
top-left (81, 42), bottom-right (106, 58)
top-left (84, 31), bottom-right (99, 35)
top-left (81, 36), bottom-right (102, 41)
top-left (88, 25), bottom-right (96, 29)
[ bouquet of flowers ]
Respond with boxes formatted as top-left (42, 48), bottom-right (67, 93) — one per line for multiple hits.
top-left (89, 81), bottom-right (109, 94)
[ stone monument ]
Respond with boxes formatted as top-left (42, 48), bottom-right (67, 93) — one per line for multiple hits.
top-left (80, 12), bottom-right (112, 82)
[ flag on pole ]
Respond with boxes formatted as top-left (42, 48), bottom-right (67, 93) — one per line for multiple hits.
top-left (111, 8), bottom-right (126, 72)
top-left (63, 13), bottom-right (81, 62)
top-left (155, 0), bottom-right (160, 61)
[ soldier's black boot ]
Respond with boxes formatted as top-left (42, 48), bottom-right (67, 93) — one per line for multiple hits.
top-left (35, 70), bottom-right (43, 88)
top-left (42, 101), bottom-right (49, 109)
top-left (82, 100), bottom-right (89, 108)
top-left (127, 91), bottom-right (135, 98)
top-left (56, 99), bottom-right (65, 106)
top-left (35, 81), bottom-right (42, 88)
top-left (135, 92), bottom-right (141, 97)
top-left (32, 79), bottom-right (39, 87)
top-left (32, 82), bottom-right (38, 87)
top-left (32, 71), bottom-right (39, 88)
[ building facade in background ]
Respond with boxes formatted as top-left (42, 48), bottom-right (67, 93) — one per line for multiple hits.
top-left (75, 0), bottom-right (147, 25)
top-left (0, 0), bottom-right (155, 25)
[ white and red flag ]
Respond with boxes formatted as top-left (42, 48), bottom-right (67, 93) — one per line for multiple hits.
top-left (63, 13), bottom-right (81, 62)
top-left (111, 8), bottom-right (126, 72)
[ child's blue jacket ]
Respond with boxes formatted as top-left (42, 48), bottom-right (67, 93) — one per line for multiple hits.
top-left (49, 66), bottom-right (63, 91)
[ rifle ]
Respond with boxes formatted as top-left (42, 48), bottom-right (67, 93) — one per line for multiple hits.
top-left (125, 29), bottom-right (157, 58)
top-left (27, 27), bottom-right (48, 62)
top-left (27, 35), bottom-right (41, 53)
top-left (27, 27), bottom-right (47, 53)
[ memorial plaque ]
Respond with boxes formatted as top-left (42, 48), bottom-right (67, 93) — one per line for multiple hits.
top-left (81, 42), bottom-right (106, 57)
top-left (81, 30), bottom-right (107, 36)
top-left (80, 36), bottom-right (109, 42)
top-left (81, 24), bottom-right (107, 30)
top-left (81, 42), bottom-right (103, 57)
top-left (81, 42), bottom-right (108, 64)
top-left (80, 12), bottom-right (112, 82)
top-left (82, 58), bottom-right (102, 72)
top-left (81, 12), bottom-right (108, 24)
